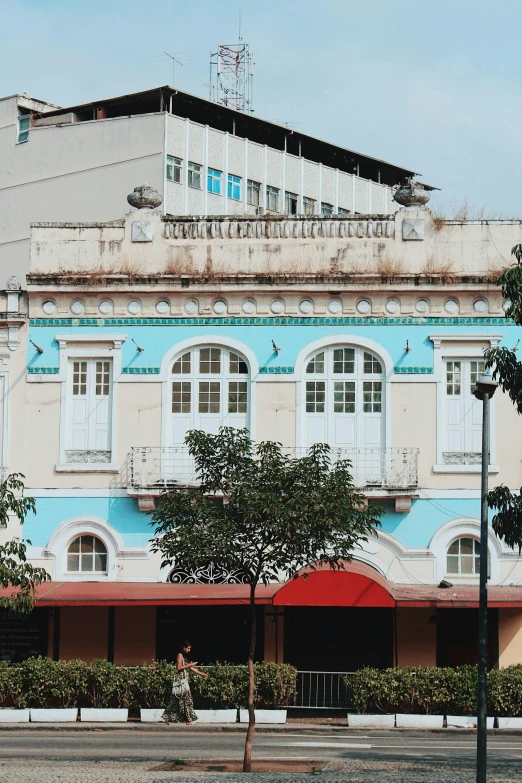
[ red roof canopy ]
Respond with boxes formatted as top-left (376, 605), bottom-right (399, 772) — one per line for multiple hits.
top-left (29, 581), bottom-right (278, 607)
top-left (4, 571), bottom-right (522, 609)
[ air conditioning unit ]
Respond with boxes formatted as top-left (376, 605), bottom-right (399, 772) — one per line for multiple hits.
top-left (255, 206), bottom-right (265, 216)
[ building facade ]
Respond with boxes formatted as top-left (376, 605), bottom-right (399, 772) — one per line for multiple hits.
top-left (1, 86), bottom-right (415, 282)
top-left (0, 181), bottom-right (520, 670)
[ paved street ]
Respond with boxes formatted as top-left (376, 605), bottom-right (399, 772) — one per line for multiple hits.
top-left (0, 729), bottom-right (520, 782)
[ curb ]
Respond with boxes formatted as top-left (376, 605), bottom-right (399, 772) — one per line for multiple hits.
top-left (0, 722), bottom-right (520, 734)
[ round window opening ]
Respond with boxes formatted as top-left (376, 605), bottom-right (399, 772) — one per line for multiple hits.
top-left (67, 535), bottom-right (107, 574)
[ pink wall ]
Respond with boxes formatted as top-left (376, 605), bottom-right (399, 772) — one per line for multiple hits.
top-left (59, 607), bottom-right (108, 662)
top-left (114, 606), bottom-right (156, 665)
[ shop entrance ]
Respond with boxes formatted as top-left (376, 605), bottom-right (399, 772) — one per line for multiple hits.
top-left (284, 606), bottom-right (394, 670)
top-left (436, 608), bottom-right (499, 668)
top-left (156, 606), bottom-right (264, 664)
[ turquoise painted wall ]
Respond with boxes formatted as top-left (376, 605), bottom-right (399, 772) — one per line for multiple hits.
top-left (25, 495), bottom-right (490, 550)
top-left (27, 317), bottom-right (521, 374)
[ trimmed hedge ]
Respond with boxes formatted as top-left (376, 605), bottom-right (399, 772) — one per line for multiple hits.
top-left (345, 666), bottom-right (522, 716)
top-left (0, 658), bottom-right (297, 711)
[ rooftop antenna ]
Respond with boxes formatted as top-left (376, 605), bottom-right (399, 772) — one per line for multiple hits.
top-left (164, 51), bottom-right (187, 88)
top-left (209, 22), bottom-right (255, 113)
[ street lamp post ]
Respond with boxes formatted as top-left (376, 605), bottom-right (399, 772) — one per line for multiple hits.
top-left (473, 373), bottom-right (497, 783)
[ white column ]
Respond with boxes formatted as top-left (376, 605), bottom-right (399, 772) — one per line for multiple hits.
top-left (318, 163), bottom-right (322, 212)
top-left (368, 180), bottom-right (372, 213)
top-left (352, 175), bottom-right (356, 214)
top-left (203, 125), bottom-right (209, 217)
top-left (281, 149), bottom-right (286, 213)
top-left (243, 137), bottom-right (248, 213)
top-left (334, 169), bottom-right (339, 214)
top-left (162, 114), bottom-right (168, 216)
top-left (183, 118), bottom-right (190, 215)
top-left (224, 132), bottom-right (229, 215)
top-left (263, 145), bottom-right (268, 209)
top-left (299, 156), bottom-right (304, 214)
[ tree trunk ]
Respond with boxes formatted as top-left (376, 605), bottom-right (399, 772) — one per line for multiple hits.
top-left (242, 583), bottom-right (257, 772)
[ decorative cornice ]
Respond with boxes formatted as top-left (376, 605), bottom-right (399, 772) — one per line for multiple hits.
top-left (27, 367), bottom-right (59, 374)
top-left (29, 316), bottom-right (514, 327)
top-left (259, 366), bottom-right (294, 374)
top-left (122, 367), bottom-right (160, 375)
top-left (393, 366), bottom-right (433, 374)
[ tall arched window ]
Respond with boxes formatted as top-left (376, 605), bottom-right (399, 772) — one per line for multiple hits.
top-left (303, 345), bottom-right (384, 451)
top-left (67, 535), bottom-right (108, 574)
top-left (170, 346), bottom-right (250, 447)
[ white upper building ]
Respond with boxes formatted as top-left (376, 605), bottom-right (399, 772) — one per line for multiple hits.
top-left (0, 85), bottom-right (428, 282)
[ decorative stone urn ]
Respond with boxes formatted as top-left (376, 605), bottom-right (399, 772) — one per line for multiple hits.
top-left (393, 178), bottom-right (431, 208)
top-left (127, 184), bottom-right (162, 210)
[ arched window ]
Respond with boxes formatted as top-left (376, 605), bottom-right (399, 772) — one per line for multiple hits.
top-left (67, 535), bottom-right (108, 574)
top-left (447, 537), bottom-right (489, 576)
top-left (303, 345), bottom-right (384, 451)
top-left (170, 346), bottom-right (250, 446)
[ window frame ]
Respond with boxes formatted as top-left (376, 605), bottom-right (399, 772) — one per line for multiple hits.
top-left (53, 335), bottom-right (124, 473)
top-left (285, 191), bottom-right (298, 215)
top-left (166, 155), bottom-right (182, 183)
top-left (66, 534), bottom-right (108, 575)
top-left (16, 115), bottom-right (30, 144)
top-left (207, 167), bottom-right (222, 195)
top-left (247, 179), bottom-right (261, 207)
top-left (188, 161), bottom-right (202, 189)
top-left (303, 196), bottom-right (316, 215)
top-left (300, 344), bottom-right (385, 450)
top-left (321, 202), bottom-right (334, 215)
top-left (168, 345), bottom-right (251, 440)
top-left (228, 174), bottom-right (241, 201)
top-left (430, 334), bottom-right (501, 474)
top-left (266, 185), bottom-right (280, 212)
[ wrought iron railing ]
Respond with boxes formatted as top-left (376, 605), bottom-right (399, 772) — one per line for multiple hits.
top-left (129, 446), bottom-right (418, 491)
top-left (295, 671), bottom-right (354, 710)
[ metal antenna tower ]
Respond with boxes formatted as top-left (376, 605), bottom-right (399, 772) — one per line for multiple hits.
top-left (209, 21), bottom-right (255, 113)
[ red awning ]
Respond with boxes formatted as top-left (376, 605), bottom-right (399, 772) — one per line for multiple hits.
top-left (273, 562), bottom-right (395, 608)
top-left (21, 581), bottom-right (278, 607)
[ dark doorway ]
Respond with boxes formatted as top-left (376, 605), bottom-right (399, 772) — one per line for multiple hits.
top-left (156, 606), bottom-right (265, 664)
top-left (436, 608), bottom-right (499, 668)
top-left (284, 607), bottom-right (394, 670)
top-left (0, 607), bottom-right (49, 662)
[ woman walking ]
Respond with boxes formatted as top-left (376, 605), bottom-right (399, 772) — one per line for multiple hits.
top-left (163, 640), bottom-right (207, 725)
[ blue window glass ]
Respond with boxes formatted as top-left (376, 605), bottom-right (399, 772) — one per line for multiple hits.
top-left (208, 168), bottom-right (222, 195)
top-left (228, 174), bottom-right (241, 200)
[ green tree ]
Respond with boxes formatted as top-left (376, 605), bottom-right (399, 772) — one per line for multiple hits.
top-left (150, 427), bottom-right (382, 772)
top-left (0, 473), bottom-right (50, 613)
top-left (485, 244), bottom-right (522, 548)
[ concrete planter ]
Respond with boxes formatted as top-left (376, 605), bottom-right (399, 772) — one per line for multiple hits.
top-left (80, 708), bottom-right (128, 722)
top-left (396, 714), bottom-right (444, 729)
top-left (446, 715), bottom-right (494, 729)
top-left (498, 717), bottom-right (522, 729)
top-left (239, 709), bottom-right (287, 724)
top-left (348, 714), bottom-right (395, 728)
top-left (140, 709), bottom-right (165, 723)
top-left (197, 709), bottom-right (237, 723)
top-left (0, 709), bottom-right (30, 723)
top-left (30, 708), bottom-right (77, 723)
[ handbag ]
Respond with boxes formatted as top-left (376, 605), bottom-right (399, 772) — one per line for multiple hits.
top-left (172, 679), bottom-right (190, 699)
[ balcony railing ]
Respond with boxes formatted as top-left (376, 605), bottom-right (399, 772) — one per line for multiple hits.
top-left (129, 446), bottom-right (419, 492)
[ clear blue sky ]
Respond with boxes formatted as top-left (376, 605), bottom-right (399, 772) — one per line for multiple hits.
top-left (2, 0), bottom-right (522, 216)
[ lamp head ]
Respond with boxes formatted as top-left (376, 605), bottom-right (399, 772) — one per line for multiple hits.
top-left (474, 372), bottom-right (498, 400)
